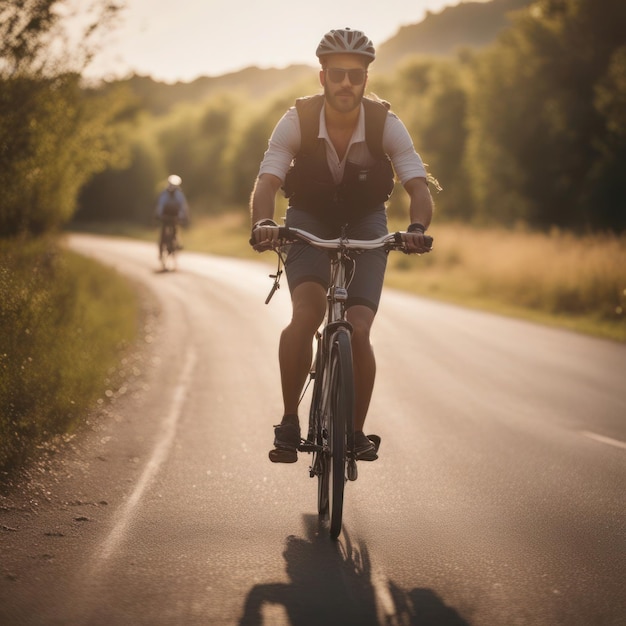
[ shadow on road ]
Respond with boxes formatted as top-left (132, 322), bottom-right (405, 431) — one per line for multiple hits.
top-left (239, 514), bottom-right (470, 626)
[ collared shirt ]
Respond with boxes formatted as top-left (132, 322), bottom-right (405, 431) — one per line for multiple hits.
top-left (258, 100), bottom-right (427, 186)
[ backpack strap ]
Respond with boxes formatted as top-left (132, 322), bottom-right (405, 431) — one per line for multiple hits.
top-left (294, 94), bottom-right (390, 159)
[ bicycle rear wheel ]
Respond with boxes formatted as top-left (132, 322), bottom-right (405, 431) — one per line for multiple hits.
top-left (328, 328), bottom-right (354, 539)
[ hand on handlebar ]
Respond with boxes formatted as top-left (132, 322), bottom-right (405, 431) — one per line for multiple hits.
top-left (400, 230), bottom-right (433, 254)
top-left (250, 219), bottom-right (280, 252)
top-left (250, 222), bottom-right (433, 254)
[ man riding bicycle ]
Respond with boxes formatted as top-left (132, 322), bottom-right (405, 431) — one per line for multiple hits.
top-left (250, 28), bottom-right (434, 463)
top-left (155, 174), bottom-right (189, 261)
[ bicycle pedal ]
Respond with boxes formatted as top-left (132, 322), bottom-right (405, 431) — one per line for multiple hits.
top-left (269, 447), bottom-right (297, 463)
top-left (367, 434), bottom-right (381, 453)
top-left (298, 440), bottom-right (321, 453)
top-left (347, 458), bottom-right (358, 481)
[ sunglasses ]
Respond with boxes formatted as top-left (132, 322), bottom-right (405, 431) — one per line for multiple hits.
top-left (325, 67), bottom-right (367, 85)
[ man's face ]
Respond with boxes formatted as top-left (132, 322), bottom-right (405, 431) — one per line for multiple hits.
top-left (320, 54), bottom-right (368, 114)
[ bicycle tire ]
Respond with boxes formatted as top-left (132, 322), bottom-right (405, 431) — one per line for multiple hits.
top-left (161, 224), bottom-right (177, 270)
top-left (328, 328), bottom-right (354, 539)
top-left (307, 341), bottom-right (329, 517)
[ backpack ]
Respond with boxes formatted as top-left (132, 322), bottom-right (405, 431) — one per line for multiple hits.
top-left (162, 189), bottom-right (181, 218)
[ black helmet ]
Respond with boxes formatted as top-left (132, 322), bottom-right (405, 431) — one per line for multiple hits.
top-left (316, 28), bottom-right (376, 63)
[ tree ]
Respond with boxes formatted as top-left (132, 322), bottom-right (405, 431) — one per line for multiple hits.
top-left (406, 59), bottom-right (471, 220)
top-left (77, 127), bottom-right (162, 223)
top-left (157, 96), bottom-right (238, 213)
top-left (0, 0), bottom-right (126, 237)
top-left (590, 44), bottom-right (626, 230)
top-left (0, 0), bottom-right (123, 77)
top-left (465, 0), bottom-right (626, 231)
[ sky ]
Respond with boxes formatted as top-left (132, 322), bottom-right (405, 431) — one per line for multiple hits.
top-left (81, 0), bottom-right (490, 83)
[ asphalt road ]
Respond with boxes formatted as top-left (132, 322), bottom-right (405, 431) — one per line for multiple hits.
top-left (1, 234), bottom-right (624, 626)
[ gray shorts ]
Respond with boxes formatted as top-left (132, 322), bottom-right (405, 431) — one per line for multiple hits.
top-left (283, 207), bottom-right (388, 312)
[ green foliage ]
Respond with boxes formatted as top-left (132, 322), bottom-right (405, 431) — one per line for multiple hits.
top-left (0, 237), bottom-right (137, 471)
top-left (0, 1), bottom-right (128, 238)
top-left (0, 73), bottom-right (132, 236)
top-left (0, 1), bottom-right (123, 77)
top-left (379, 58), bottom-right (471, 220)
top-left (157, 95), bottom-right (238, 211)
top-left (0, 0), bottom-right (61, 75)
top-left (227, 89), bottom-right (311, 207)
top-left (77, 76), bottom-right (320, 221)
top-left (77, 132), bottom-right (163, 223)
top-left (595, 45), bottom-right (626, 138)
top-left (464, 0), bottom-right (626, 230)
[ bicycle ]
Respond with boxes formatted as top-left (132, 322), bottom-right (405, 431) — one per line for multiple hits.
top-left (261, 225), bottom-right (433, 539)
top-left (158, 216), bottom-right (180, 272)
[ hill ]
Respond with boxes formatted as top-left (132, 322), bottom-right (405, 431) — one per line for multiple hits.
top-left (375, 0), bottom-right (533, 70)
top-left (115, 65), bottom-right (316, 115)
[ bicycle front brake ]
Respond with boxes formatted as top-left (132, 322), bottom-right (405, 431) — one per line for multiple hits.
top-left (264, 251), bottom-right (285, 304)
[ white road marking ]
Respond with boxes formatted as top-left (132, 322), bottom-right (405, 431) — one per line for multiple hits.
top-left (95, 347), bottom-right (197, 563)
top-left (581, 431), bottom-right (626, 450)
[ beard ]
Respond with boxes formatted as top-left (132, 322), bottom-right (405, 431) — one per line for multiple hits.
top-left (324, 81), bottom-right (365, 114)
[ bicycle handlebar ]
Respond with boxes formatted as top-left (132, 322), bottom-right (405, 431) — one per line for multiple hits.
top-left (257, 225), bottom-right (432, 304)
top-left (262, 226), bottom-right (433, 253)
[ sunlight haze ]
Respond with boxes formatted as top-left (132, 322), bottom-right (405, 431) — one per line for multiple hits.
top-left (84, 0), bottom-right (491, 82)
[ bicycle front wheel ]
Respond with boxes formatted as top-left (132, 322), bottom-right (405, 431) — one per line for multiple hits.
top-left (328, 328), bottom-right (354, 539)
top-left (309, 342), bottom-right (328, 518)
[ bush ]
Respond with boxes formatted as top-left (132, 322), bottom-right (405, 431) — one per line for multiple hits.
top-left (0, 237), bottom-right (138, 471)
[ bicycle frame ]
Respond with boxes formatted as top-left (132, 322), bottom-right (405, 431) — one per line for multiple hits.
top-left (311, 238), bottom-right (357, 443)
top-left (296, 240), bottom-right (355, 448)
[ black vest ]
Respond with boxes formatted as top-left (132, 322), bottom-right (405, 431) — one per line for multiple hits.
top-left (282, 95), bottom-right (395, 225)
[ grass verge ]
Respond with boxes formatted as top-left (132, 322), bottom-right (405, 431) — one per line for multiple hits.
top-left (0, 236), bottom-right (138, 472)
top-left (384, 222), bottom-right (626, 342)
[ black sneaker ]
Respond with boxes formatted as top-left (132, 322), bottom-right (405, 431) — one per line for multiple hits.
top-left (354, 431), bottom-right (379, 461)
top-left (269, 421), bottom-right (301, 463)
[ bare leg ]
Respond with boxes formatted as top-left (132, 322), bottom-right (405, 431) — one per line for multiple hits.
top-left (279, 282), bottom-right (326, 417)
top-left (346, 305), bottom-right (376, 432)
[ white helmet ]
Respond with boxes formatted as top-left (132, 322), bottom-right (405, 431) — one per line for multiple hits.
top-left (167, 174), bottom-right (182, 187)
top-left (316, 28), bottom-right (376, 63)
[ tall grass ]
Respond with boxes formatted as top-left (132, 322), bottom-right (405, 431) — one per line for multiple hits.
top-left (385, 222), bottom-right (626, 340)
top-left (0, 237), bottom-right (138, 471)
